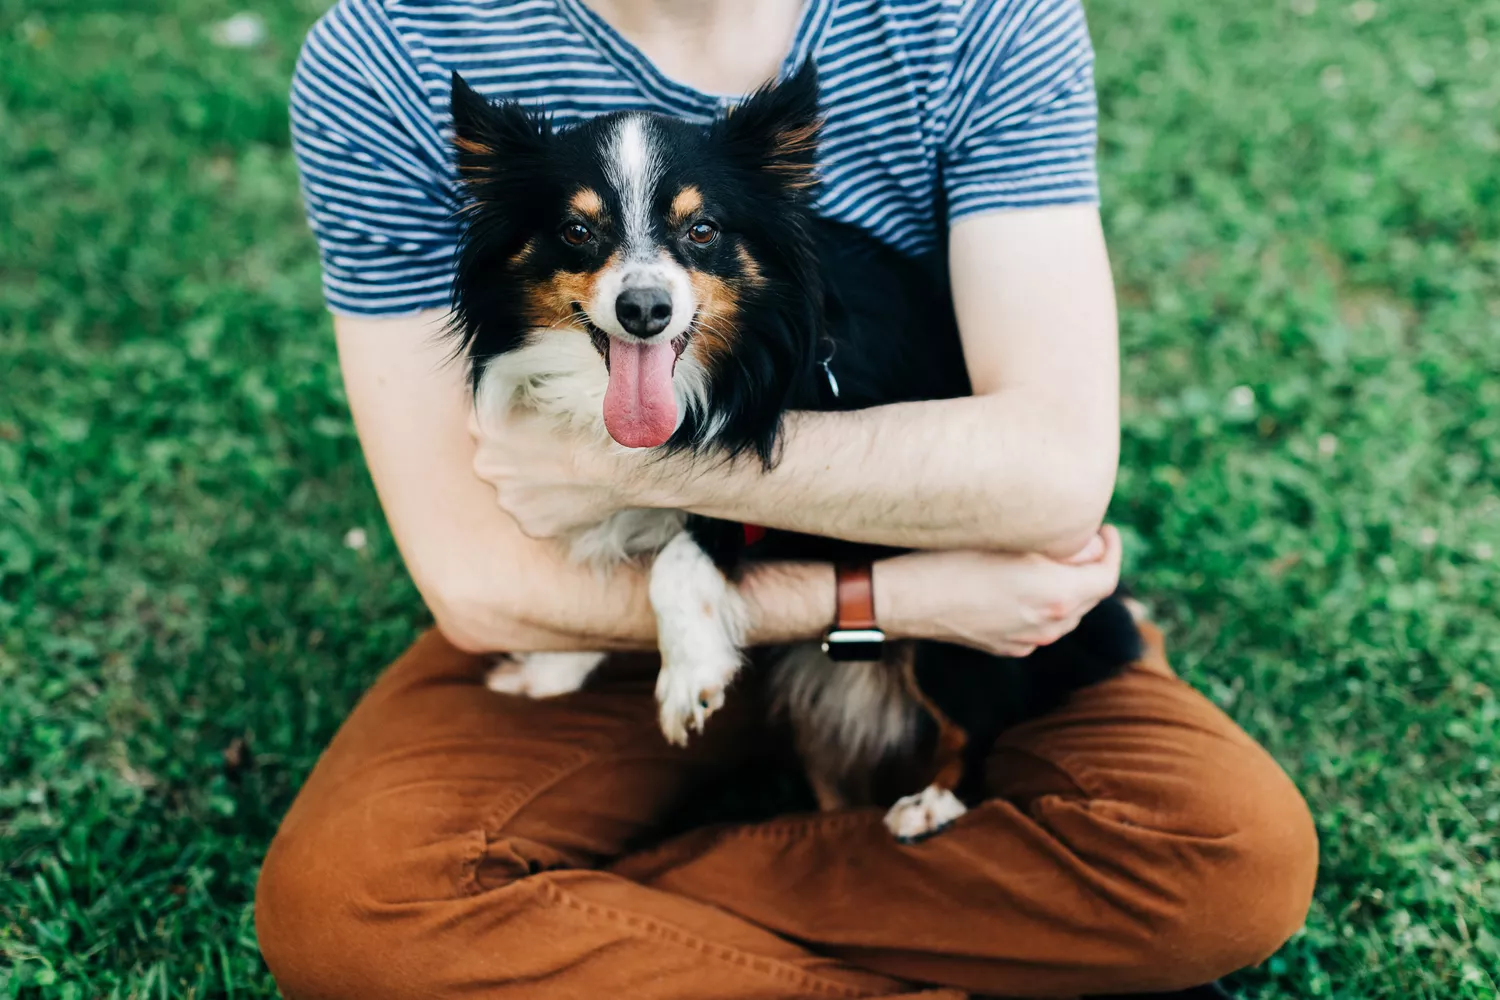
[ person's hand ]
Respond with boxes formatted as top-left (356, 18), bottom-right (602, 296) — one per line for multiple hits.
top-left (872, 526), bottom-right (1123, 658)
top-left (468, 405), bottom-right (642, 539)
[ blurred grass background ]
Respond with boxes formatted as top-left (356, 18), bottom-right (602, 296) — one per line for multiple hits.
top-left (1, 0), bottom-right (1497, 996)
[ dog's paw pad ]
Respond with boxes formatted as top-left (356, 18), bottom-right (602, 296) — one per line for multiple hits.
top-left (884, 785), bottom-right (968, 843)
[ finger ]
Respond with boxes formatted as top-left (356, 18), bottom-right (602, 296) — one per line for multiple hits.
top-left (1100, 523), bottom-right (1124, 577)
top-left (1037, 585), bottom-right (1101, 622)
top-left (1059, 531), bottom-right (1106, 565)
top-left (1078, 525), bottom-right (1123, 597)
top-left (1099, 524), bottom-right (1123, 560)
top-left (1043, 598), bottom-right (1078, 622)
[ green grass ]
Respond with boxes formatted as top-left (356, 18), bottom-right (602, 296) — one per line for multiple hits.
top-left (1, 0), bottom-right (1496, 996)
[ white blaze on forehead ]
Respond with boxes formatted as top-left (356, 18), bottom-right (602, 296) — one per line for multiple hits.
top-left (589, 115), bottom-right (696, 355)
top-left (606, 114), bottom-right (663, 259)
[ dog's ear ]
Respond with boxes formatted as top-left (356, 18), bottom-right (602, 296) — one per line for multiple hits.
top-left (717, 62), bottom-right (821, 193)
top-left (451, 71), bottom-right (550, 188)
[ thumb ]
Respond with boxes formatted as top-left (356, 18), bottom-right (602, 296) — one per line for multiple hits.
top-left (1079, 525), bottom-right (1123, 591)
top-left (1060, 530), bottom-right (1106, 565)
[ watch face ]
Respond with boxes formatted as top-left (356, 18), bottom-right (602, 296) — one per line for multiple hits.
top-left (822, 630), bottom-right (886, 662)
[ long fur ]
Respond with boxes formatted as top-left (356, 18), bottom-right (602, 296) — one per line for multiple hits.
top-left (448, 65), bottom-right (1142, 826)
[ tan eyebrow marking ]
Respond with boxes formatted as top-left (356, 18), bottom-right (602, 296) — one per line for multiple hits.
top-left (669, 185), bottom-right (704, 226)
top-left (570, 187), bottom-right (605, 218)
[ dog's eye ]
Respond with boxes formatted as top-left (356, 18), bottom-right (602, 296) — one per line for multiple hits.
top-left (686, 221), bottom-right (719, 246)
top-left (561, 222), bottom-right (594, 246)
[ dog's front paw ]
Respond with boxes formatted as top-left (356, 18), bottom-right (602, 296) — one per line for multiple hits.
top-left (654, 657), bottom-right (736, 746)
top-left (883, 785), bottom-right (968, 843)
top-left (647, 531), bottom-right (750, 746)
top-left (485, 652), bottom-right (605, 699)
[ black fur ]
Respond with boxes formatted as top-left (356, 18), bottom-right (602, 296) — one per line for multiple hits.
top-left (452, 67), bottom-right (824, 464)
top-left (449, 65), bottom-right (1140, 801)
top-left (449, 72), bottom-right (557, 384)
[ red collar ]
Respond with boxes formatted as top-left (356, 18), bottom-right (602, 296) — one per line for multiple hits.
top-left (742, 523), bottom-right (767, 547)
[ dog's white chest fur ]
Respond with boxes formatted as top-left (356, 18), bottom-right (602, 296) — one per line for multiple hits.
top-left (475, 329), bottom-right (611, 439)
top-left (475, 329), bottom-right (695, 566)
top-left (474, 328), bottom-right (746, 744)
top-left (475, 330), bottom-right (681, 563)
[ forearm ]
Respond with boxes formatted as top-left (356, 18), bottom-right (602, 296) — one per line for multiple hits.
top-left (632, 206), bottom-right (1121, 556)
top-left (424, 520), bottom-right (835, 653)
top-left (647, 390), bottom-right (1116, 555)
top-left (335, 309), bottom-right (834, 655)
top-left (415, 522), bottom-right (661, 653)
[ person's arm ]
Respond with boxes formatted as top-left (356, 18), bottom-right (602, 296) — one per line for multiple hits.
top-left (475, 0), bottom-right (1113, 558)
top-left (305, 0), bottom-right (1119, 658)
top-left (638, 204), bottom-right (1119, 557)
top-left (335, 309), bottom-right (838, 654)
top-left (486, 204), bottom-right (1119, 559)
top-left (339, 309), bottom-right (1120, 658)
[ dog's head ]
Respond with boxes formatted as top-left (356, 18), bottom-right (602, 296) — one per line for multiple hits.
top-left (450, 65), bottom-right (823, 460)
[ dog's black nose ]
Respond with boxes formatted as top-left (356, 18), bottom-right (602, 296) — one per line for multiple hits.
top-left (615, 287), bottom-right (673, 338)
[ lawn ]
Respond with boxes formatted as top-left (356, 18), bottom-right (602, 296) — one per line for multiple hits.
top-left (1, 0), bottom-right (1496, 997)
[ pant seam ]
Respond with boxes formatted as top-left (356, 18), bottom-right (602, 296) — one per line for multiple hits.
top-left (535, 876), bottom-right (883, 998)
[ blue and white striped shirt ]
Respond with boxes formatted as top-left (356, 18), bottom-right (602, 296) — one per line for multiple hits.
top-left (291, 0), bottom-right (1099, 317)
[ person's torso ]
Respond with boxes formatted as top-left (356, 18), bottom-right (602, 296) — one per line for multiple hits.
top-left (325, 0), bottom-right (968, 256)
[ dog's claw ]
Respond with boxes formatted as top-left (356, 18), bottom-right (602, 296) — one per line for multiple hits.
top-left (656, 667), bottom-right (728, 746)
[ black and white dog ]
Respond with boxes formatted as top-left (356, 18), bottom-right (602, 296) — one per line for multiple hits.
top-left (448, 65), bottom-right (1141, 840)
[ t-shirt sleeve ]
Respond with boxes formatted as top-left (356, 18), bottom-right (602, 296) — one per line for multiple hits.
top-left (941, 0), bottom-right (1100, 220)
top-left (289, 2), bottom-right (461, 317)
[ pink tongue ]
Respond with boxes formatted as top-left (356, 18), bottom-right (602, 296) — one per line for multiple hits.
top-left (603, 338), bottom-right (679, 448)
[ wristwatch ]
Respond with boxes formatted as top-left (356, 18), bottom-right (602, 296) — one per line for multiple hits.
top-left (821, 562), bottom-right (886, 662)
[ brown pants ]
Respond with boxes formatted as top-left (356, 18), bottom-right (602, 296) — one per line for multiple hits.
top-left (255, 622), bottom-right (1317, 999)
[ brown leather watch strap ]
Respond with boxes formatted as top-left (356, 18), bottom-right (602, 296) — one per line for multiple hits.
top-left (833, 562), bottom-right (878, 631)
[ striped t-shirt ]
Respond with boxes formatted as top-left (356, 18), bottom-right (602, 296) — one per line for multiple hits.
top-left (290, 0), bottom-right (1100, 317)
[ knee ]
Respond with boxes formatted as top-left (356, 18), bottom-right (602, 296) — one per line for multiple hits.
top-left (256, 804), bottom-right (557, 997)
top-left (255, 818), bottom-right (383, 999)
top-left (255, 825), bottom-right (334, 998)
top-left (1143, 754), bottom-right (1319, 986)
